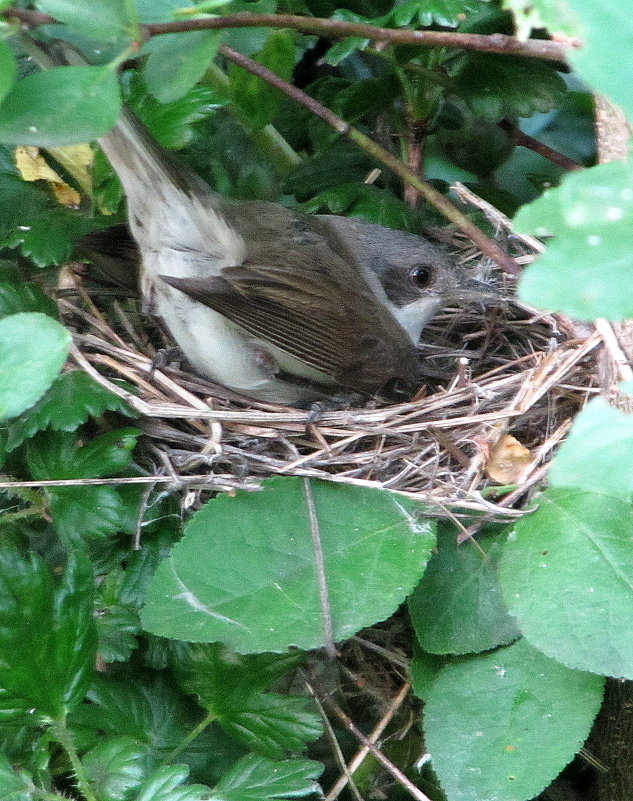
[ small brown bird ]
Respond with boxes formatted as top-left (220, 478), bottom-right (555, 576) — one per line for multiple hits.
top-left (30, 37), bottom-right (493, 406)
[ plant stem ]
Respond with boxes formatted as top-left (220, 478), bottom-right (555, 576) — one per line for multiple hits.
top-left (122, 0), bottom-right (142, 42)
top-left (163, 711), bottom-right (216, 764)
top-left (499, 120), bottom-right (584, 172)
top-left (143, 14), bottom-right (577, 61)
top-left (203, 62), bottom-right (301, 175)
top-left (52, 718), bottom-right (99, 801)
top-left (5, 6), bottom-right (578, 62)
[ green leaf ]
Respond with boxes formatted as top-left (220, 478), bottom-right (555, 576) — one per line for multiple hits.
top-left (218, 693), bottom-right (322, 760)
top-left (71, 674), bottom-right (186, 745)
top-left (0, 545), bottom-right (96, 721)
top-left (27, 429), bottom-right (138, 479)
top-left (212, 754), bottom-right (323, 801)
top-left (35, 0), bottom-right (135, 41)
top-left (135, 765), bottom-right (210, 801)
top-left (0, 174), bottom-right (94, 266)
top-left (135, 0), bottom-right (188, 22)
top-left (283, 143), bottom-right (374, 200)
top-left (569, 0), bottom-right (633, 121)
top-left (516, 160), bottom-right (633, 320)
top-left (143, 31), bottom-right (220, 104)
top-left (0, 40), bottom-right (17, 105)
top-left (49, 485), bottom-right (134, 541)
top-left (171, 643), bottom-right (302, 702)
top-left (230, 32), bottom-right (296, 129)
top-left (302, 183), bottom-right (425, 231)
top-left (82, 736), bottom-right (154, 801)
top-left (454, 54), bottom-right (566, 122)
top-left (120, 516), bottom-right (182, 606)
top-left (0, 752), bottom-right (32, 801)
top-left (6, 371), bottom-right (136, 452)
top-left (548, 388), bottom-right (633, 498)
top-left (326, 36), bottom-right (370, 66)
top-left (386, 0), bottom-right (491, 27)
top-left (124, 71), bottom-right (220, 149)
top-left (499, 488), bottom-right (633, 678)
top-left (69, 672), bottom-right (242, 778)
top-left (502, 0), bottom-right (581, 38)
top-left (408, 526), bottom-right (519, 655)
top-left (0, 280), bottom-right (57, 320)
top-left (424, 638), bottom-right (604, 801)
top-left (96, 603), bottom-right (140, 663)
top-left (0, 724), bottom-right (51, 780)
top-left (410, 646), bottom-right (444, 701)
top-left (141, 478), bottom-right (436, 652)
top-left (0, 313), bottom-right (71, 421)
top-left (0, 66), bottom-right (121, 146)
top-left (171, 643), bottom-right (310, 754)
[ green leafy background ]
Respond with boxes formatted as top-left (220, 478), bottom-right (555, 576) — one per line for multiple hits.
top-left (0, 0), bottom-right (630, 799)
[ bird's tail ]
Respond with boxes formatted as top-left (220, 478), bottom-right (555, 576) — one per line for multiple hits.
top-left (20, 34), bottom-right (209, 206)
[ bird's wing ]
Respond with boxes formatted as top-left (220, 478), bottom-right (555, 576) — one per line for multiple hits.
top-left (158, 259), bottom-right (418, 394)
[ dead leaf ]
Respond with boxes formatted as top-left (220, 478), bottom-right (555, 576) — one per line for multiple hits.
top-left (14, 144), bottom-right (92, 208)
top-left (15, 145), bottom-right (60, 183)
top-left (46, 144), bottom-right (93, 195)
top-left (486, 434), bottom-right (532, 484)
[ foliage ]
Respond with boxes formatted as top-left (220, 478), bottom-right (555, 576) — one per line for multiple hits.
top-left (0, 0), bottom-right (629, 800)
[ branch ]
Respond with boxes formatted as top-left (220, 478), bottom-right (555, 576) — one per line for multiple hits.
top-left (499, 120), bottom-right (584, 172)
top-left (5, 6), bottom-right (578, 61)
top-left (8, 4), bottom-right (520, 273)
top-left (220, 44), bottom-right (520, 276)
top-left (150, 15), bottom-right (577, 62)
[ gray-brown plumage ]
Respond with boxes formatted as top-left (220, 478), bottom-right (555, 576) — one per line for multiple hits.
top-left (31, 36), bottom-right (487, 405)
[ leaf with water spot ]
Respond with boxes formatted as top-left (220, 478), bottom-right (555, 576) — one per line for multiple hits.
top-left (499, 488), bottom-right (633, 677)
top-left (516, 161), bottom-right (633, 320)
top-left (141, 478), bottom-right (435, 653)
top-left (424, 638), bottom-right (604, 801)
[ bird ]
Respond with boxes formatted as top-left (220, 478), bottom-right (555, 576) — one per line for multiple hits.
top-left (25, 37), bottom-right (494, 406)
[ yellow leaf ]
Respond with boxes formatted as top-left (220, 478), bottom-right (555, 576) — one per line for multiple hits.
top-left (15, 145), bottom-right (60, 183)
top-left (486, 434), bottom-right (532, 485)
top-left (46, 144), bottom-right (93, 195)
top-left (14, 145), bottom-right (83, 208)
top-left (52, 181), bottom-right (81, 207)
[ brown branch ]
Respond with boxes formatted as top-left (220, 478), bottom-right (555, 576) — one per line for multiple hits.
top-left (5, 6), bottom-right (578, 61)
top-left (404, 115), bottom-right (425, 208)
top-left (219, 44), bottom-right (520, 275)
top-left (499, 120), bottom-right (584, 172)
top-left (5, 6), bottom-right (54, 26)
top-left (146, 14), bottom-right (577, 61)
top-left (325, 681), bottom-right (411, 800)
top-left (8, 4), bottom-right (520, 273)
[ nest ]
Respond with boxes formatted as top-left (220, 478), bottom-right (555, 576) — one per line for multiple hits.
top-left (58, 189), bottom-right (600, 530)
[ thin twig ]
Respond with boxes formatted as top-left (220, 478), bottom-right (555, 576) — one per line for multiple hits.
top-left (595, 318), bottom-right (633, 382)
top-left (325, 682), bottom-right (411, 800)
top-left (499, 120), bottom-right (584, 172)
top-left (309, 690), bottom-right (365, 801)
top-left (146, 15), bottom-right (577, 62)
top-left (134, 480), bottom-right (157, 550)
top-left (313, 687), bottom-right (433, 801)
top-left (5, 6), bottom-right (577, 61)
top-left (0, 474), bottom-right (262, 490)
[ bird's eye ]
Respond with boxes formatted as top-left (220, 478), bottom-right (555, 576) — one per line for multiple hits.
top-left (409, 264), bottom-right (435, 288)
